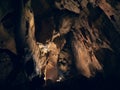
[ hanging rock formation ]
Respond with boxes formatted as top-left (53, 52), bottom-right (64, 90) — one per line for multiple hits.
top-left (0, 0), bottom-right (120, 90)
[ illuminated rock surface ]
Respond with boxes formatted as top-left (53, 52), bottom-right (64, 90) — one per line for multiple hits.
top-left (0, 0), bottom-right (120, 90)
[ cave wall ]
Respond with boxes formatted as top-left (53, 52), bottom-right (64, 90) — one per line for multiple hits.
top-left (0, 0), bottom-right (120, 89)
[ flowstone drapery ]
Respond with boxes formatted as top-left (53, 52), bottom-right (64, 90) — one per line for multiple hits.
top-left (0, 0), bottom-right (120, 89)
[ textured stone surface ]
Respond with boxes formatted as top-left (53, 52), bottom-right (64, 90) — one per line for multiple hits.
top-left (0, 0), bottom-right (120, 90)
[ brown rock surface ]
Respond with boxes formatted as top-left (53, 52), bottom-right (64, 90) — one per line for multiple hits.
top-left (0, 0), bottom-right (120, 89)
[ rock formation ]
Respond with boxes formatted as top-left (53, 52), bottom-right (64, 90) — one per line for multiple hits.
top-left (0, 0), bottom-right (120, 90)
